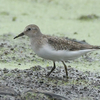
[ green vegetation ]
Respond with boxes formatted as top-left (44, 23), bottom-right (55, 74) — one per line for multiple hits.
top-left (0, 0), bottom-right (100, 73)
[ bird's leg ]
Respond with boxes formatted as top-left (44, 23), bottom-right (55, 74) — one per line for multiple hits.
top-left (47, 61), bottom-right (56, 76)
top-left (62, 61), bottom-right (68, 79)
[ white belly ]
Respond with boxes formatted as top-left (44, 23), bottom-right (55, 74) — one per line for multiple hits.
top-left (32, 44), bottom-right (96, 61)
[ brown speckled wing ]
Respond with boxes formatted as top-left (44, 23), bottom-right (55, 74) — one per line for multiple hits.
top-left (47, 36), bottom-right (100, 51)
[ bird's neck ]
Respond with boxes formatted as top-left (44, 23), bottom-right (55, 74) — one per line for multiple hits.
top-left (30, 35), bottom-right (43, 51)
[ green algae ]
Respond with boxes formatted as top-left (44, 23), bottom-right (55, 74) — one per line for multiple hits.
top-left (78, 14), bottom-right (100, 21)
top-left (0, 0), bottom-right (100, 74)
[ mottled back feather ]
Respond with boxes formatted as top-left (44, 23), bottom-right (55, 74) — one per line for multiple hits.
top-left (43, 35), bottom-right (100, 51)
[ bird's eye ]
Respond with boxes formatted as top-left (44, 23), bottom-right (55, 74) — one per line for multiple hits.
top-left (27, 28), bottom-right (31, 31)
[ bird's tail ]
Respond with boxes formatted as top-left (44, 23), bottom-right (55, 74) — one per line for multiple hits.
top-left (92, 45), bottom-right (100, 49)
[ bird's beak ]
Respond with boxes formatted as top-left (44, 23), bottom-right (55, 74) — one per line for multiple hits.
top-left (14, 32), bottom-right (24, 39)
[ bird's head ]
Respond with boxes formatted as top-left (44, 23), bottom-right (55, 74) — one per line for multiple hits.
top-left (14, 24), bottom-right (42, 39)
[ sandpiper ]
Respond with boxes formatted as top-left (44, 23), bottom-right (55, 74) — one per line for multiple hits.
top-left (14, 24), bottom-right (100, 79)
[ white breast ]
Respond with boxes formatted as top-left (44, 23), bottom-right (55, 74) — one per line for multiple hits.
top-left (31, 43), bottom-right (96, 61)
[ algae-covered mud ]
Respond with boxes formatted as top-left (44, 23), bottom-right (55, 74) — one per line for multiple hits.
top-left (0, 66), bottom-right (100, 100)
top-left (0, 0), bottom-right (100, 100)
top-left (0, 0), bottom-right (100, 70)
top-left (0, 31), bottom-right (100, 100)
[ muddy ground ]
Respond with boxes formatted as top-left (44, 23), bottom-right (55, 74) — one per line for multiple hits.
top-left (0, 33), bottom-right (100, 100)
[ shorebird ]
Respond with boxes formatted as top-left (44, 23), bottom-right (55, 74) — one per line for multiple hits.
top-left (14, 24), bottom-right (100, 79)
